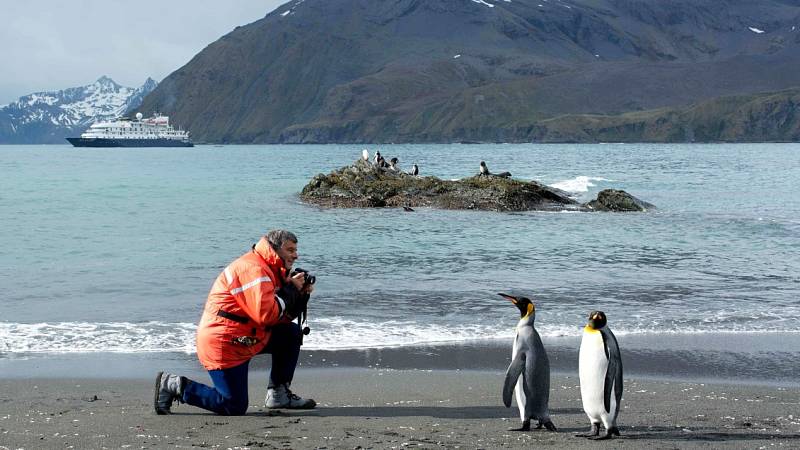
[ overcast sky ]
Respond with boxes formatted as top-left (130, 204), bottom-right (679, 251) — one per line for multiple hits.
top-left (1, 0), bottom-right (287, 104)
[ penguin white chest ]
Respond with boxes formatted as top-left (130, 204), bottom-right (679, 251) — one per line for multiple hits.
top-left (579, 330), bottom-right (608, 420)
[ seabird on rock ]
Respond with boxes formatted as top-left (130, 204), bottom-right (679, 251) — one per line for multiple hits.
top-left (362, 149), bottom-right (370, 161)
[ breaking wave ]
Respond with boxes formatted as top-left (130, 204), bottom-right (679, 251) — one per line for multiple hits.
top-left (549, 176), bottom-right (611, 194)
top-left (1, 317), bottom-right (798, 355)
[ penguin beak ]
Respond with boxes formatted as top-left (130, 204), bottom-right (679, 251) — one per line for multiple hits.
top-left (498, 293), bottom-right (518, 304)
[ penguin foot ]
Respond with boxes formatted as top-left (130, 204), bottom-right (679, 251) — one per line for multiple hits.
top-left (537, 420), bottom-right (557, 432)
top-left (609, 426), bottom-right (621, 436)
top-left (590, 432), bottom-right (615, 440)
top-left (575, 423), bottom-right (600, 437)
top-left (508, 419), bottom-right (531, 432)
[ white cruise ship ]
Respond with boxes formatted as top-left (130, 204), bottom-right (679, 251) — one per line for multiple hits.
top-left (66, 113), bottom-right (193, 147)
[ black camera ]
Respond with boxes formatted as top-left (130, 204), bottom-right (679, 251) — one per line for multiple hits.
top-left (290, 268), bottom-right (314, 339)
top-left (292, 267), bottom-right (316, 287)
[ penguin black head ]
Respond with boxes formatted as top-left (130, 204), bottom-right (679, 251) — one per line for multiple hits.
top-left (587, 311), bottom-right (607, 330)
top-left (499, 293), bottom-right (535, 319)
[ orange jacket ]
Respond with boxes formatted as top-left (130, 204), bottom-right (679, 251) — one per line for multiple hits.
top-left (196, 237), bottom-right (290, 370)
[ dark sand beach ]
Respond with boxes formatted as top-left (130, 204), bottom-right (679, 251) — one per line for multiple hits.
top-left (2, 335), bottom-right (799, 449)
top-left (1, 370), bottom-right (799, 449)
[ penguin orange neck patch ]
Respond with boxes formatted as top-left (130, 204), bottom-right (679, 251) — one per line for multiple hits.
top-left (524, 303), bottom-right (535, 318)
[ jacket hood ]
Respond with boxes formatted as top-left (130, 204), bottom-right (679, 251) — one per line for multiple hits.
top-left (254, 237), bottom-right (287, 282)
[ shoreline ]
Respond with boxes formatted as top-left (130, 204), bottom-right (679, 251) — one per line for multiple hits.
top-left (0, 369), bottom-right (798, 448)
top-left (2, 333), bottom-right (799, 387)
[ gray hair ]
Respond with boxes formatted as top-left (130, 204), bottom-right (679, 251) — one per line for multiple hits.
top-left (266, 229), bottom-right (298, 250)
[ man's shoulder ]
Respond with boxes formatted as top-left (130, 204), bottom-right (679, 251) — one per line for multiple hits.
top-left (230, 251), bottom-right (276, 276)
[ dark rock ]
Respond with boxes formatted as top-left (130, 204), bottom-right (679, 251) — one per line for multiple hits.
top-left (584, 189), bottom-right (655, 212)
top-left (302, 160), bottom-right (654, 212)
top-left (302, 159), bottom-right (577, 211)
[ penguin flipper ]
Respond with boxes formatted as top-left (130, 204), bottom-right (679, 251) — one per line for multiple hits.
top-left (601, 329), bottom-right (623, 415)
top-left (503, 352), bottom-right (525, 408)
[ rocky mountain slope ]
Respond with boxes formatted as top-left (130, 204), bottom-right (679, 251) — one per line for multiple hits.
top-left (0, 77), bottom-right (157, 144)
top-left (138, 0), bottom-right (800, 143)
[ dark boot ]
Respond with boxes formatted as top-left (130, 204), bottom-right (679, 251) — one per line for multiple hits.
top-left (154, 371), bottom-right (187, 415)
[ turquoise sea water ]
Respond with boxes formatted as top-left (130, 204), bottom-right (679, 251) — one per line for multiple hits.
top-left (1, 144), bottom-right (799, 364)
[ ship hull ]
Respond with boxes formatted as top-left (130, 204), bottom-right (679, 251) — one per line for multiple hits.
top-left (66, 137), bottom-right (194, 148)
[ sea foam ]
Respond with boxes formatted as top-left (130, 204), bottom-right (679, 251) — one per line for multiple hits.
top-left (549, 176), bottom-right (611, 194)
top-left (2, 318), bottom-right (799, 355)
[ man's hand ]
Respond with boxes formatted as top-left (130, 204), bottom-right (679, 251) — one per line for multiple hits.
top-left (288, 271), bottom-right (314, 295)
top-left (288, 271), bottom-right (306, 290)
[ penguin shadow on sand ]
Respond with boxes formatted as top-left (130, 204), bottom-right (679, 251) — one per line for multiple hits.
top-left (253, 405), bottom-right (582, 420)
top-left (617, 426), bottom-right (800, 443)
top-left (278, 405), bottom-right (508, 419)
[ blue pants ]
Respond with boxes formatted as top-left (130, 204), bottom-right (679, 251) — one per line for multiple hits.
top-left (181, 322), bottom-right (303, 415)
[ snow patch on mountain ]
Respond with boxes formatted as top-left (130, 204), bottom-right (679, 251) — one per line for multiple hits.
top-left (0, 76), bottom-right (157, 144)
top-left (279, 0), bottom-right (306, 17)
top-left (472, 0), bottom-right (495, 7)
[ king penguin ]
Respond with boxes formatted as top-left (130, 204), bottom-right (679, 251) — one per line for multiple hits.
top-left (499, 293), bottom-right (557, 432)
top-left (578, 310), bottom-right (623, 439)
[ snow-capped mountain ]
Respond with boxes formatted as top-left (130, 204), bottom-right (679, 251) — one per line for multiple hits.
top-left (0, 76), bottom-right (157, 144)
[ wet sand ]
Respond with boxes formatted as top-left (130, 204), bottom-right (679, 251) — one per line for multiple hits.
top-left (1, 368), bottom-right (799, 449)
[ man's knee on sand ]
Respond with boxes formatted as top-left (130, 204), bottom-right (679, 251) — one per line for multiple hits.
top-left (220, 398), bottom-right (249, 416)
